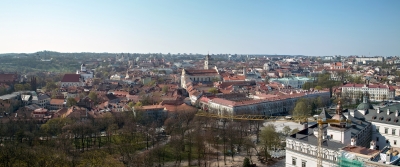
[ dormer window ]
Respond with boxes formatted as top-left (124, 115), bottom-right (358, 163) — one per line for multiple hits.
top-left (387, 118), bottom-right (391, 121)
top-left (372, 116), bottom-right (377, 119)
top-left (380, 117), bottom-right (384, 121)
top-left (395, 119), bottom-right (399, 123)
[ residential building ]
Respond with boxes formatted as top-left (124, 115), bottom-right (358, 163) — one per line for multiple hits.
top-left (341, 83), bottom-right (395, 101)
top-left (49, 98), bottom-right (65, 110)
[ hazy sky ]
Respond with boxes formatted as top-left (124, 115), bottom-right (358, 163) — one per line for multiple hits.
top-left (1, 0), bottom-right (399, 56)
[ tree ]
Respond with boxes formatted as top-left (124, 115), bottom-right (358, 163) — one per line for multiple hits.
top-left (45, 81), bottom-right (57, 91)
top-left (13, 83), bottom-right (31, 92)
top-left (88, 91), bottom-right (98, 104)
top-left (128, 101), bottom-right (134, 109)
top-left (243, 157), bottom-right (251, 167)
top-left (162, 85), bottom-right (169, 93)
top-left (260, 124), bottom-right (280, 162)
top-left (134, 101), bottom-right (143, 108)
top-left (292, 100), bottom-right (309, 121)
top-left (208, 87), bottom-right (218, 95)
top-left (66, 97), bottom-right (77, 107)
top-left (314, 86), bottom-right (322, 90)
top-left (78, 150), bottom-right (124, 167)
top-left (282, 126), bottom-right (292, 136)
top-left (302, 82), bottom-right (313, 90)
top-left (315, 96), bottom-right (324, 108)
top-left (291, 128), bottom-right (300, 134)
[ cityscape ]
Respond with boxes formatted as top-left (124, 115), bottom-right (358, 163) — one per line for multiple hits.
top-left (1, 1), bottom-right (400, 167)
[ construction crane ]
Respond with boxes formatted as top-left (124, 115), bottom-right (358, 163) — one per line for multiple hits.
top-left (316, 117), bottom-right (351, 167)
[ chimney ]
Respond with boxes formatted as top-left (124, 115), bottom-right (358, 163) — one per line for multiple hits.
top-left (303, 122), bottom-right (308, 129)
top-left (396, 110), bottom-right (399, 117)
top-left (387, 109), bottom-right (390, 115)
top-left (370, 140), bottom-right (376, 150)
top-left (377, 108), bottom-right (380, 114)
top-left (351, 137), bottom-right (357, 146)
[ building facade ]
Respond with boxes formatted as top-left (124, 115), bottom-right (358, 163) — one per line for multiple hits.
top-left (341, 83), bottom-right (395, 101)
top-left (269, 77), bottom-right (314, 89)
top-left (206, 91), bottom-right (330, 116)
top-left (286, 101), bottom-right (372, 167)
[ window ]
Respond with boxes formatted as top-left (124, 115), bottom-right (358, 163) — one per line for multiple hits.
top-left (292, 157), bottom-right (297, 166)
top-left (395, 140), bottom-right (397, 145)
top-left (376, 126), bottom-right (380, 132)
top-left (386, 140), bottom-right (389, 144)
top-left (385, 128), bottom-right (388, 134)
top-left (393, 129), bottom-right (396, 135)
top-left (376, 137), bottom-right (379, 142)
top-left (301, 160), bottom-right (307, 167)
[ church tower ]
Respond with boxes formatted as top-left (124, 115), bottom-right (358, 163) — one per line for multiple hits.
top-left (81, 64), bottom-right (86, 72)
top-left (204, 54), bottom-right (210, 70)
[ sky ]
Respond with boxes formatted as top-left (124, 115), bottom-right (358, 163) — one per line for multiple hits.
top-left (1, 0), bottom-right (399, 56)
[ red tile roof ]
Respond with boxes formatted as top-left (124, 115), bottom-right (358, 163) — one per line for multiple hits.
top-left (61, 74), bottom-right (81, 82)
top-left (0, 74), bottom-right (17, 82)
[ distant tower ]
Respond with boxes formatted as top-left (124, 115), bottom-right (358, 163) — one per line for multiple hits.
top-left (204, 54), bottom-right (210, 69)
top-left (81, 64), bottom-right (86, 72)
top-left (243, 67), bottom-right (247, 76)
top-left (30, 76), bottom-right (37, 91)
top-left (125, 70), bottom-right (130, 79)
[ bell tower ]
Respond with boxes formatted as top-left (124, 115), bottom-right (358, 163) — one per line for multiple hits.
top-left (204, 54), bottom-right (210, 69)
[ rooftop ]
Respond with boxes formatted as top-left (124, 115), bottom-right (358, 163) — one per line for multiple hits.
top-left (61, 74), bottom-right (81, 82)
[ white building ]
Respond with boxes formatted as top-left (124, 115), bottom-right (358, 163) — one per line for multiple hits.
top-left (364, 103), bottom-right (400, 151)
top-left (205, 91), bottom-right (330, 116)
top-left (341, 83), bottom-right (395, 101)
top-left (355, 57), bottom-right (384, 64)
top-left (286, 93), bottom-right (400, 166)
top-left (76, 64), bottom-right (94, 81)
top-left (269, 77), bottom-right (314, 89)
top-left (286, 101), bottom-right (373, 167)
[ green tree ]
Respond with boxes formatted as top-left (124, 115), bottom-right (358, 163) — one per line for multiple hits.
top-left (14, 84), bottom-right (25, 91)
top-left (88, 91), bottom-right (98, 104)
top-left (314, 86), bottom-right (322, 90)
top-left (260, 124), bottom-right (280, 162)
top-left (315, 96), bottom-right (324, 108)
top-left (162, 85), bottom-right (169, 93)
top-left (134, 101), bottom-right (143, 108)
top-left (66, 97), bottom-right (77, 107)
top-left (243, 157), bottom-right (251, 167)
top-left (292, 100), bottom-right (309, 121)
top-left (128, 101), bottom-right (134, 109)
top-left (302, 82), bottom-right (313, 90)
top-left (41, 117), bottom-right (72, 137)
top-left (282, 126), bottom-right (292, 136)
top-left (208, 87), bottom-right (218, 95)
top-left (78, 150), bottom-right (124, 167)
top-left (45, 81), bottom-right (57, 91)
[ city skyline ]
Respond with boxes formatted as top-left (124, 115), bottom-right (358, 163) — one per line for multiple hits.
top-left (1, 0), bottom-right (400, 56)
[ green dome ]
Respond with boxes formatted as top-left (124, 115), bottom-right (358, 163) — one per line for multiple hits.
top-left (357, 102), bottom-right (373, 110)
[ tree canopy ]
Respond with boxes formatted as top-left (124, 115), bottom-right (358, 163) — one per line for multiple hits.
top-left (88, 91), bottom-right (98, 104)
top-left (66, 97), bottom-right (77, 107)
top-left (208, 87), bottom-right (218, 94)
